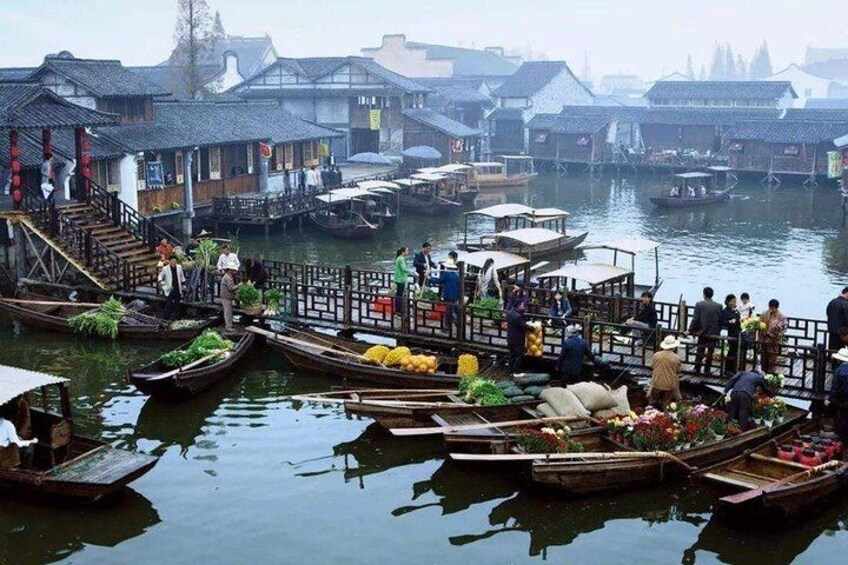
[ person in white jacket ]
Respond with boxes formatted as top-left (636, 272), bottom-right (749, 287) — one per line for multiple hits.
top-left (158, 256), bottom-right (186, 319)
top-left (216, 245), bottom-right (240, 274)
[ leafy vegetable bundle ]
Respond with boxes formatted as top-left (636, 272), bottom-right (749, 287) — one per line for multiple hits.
top-left (459, 375), bottom-right (508, 406)
top-left (235, 282), bottom-right (261, 306)
top-left (67, 297), bottom-right (127, 339)
top-left (160, 330), bottom-right (234, 368)
top-left (469, 297), bottom-right (503, 320)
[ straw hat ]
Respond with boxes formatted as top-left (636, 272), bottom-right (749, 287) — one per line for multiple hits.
top-left (660, 335), bottom-right (681, 350)
top-left (833, 347), bottom-right (848, 363)
top-left (196, 229), bottom-right (212, 238)
top-left (565, 324), bottom-right (581, 336)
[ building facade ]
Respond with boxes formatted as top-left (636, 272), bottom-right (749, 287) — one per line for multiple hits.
top-left (644, 80), bottom-right (797, 109)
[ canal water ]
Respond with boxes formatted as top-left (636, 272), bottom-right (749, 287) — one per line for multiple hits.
top-left (2, 172), bottom-right (848, 564)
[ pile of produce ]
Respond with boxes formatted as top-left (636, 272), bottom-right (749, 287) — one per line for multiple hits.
top-left (384, 346), bottom-right (411, 367)
top-left (168, 319), bottom-right (208, 331)
top-left (515, 425), bottom-right (584, 454)
top-left (469, 297), bottom-right (502, 320)
top-left (160, 330), bottom-right (234, 368)
top-left (496, 373), bottom-right (551, 404)
top-left (416, 287), bottom-right (439, 301)
top-left (264, 289), bottom-right (283, 315)
top-left (235, 282), bottom-right (261, 308)
top-left (740, 316), bottom-right (767, 332)
top-left (400, 354), bottom-right (439, 374)
top-left (456, 354), bottom-right (479, 377)
top-left (525, 323), bottom-right (544, 357)
top-left (459, 375), bottom-right (508, 406)
top-left (67, 297), bottom-right (126, 339)
top-left (363, 345), bottom-right (391, 364)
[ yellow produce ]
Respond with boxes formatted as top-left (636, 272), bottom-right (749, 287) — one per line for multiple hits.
top-left (363, 344), bottom-right (391, 363)
top-left (457, 353), bottom-right (479, 377)
top-left (525, 325), bottom-right (544, 357)
top-left (385, 346), bottom-right (412, 367)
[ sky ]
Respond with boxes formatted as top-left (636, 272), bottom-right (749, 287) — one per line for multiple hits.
top-left (0, 0), bottom-right (844, 79)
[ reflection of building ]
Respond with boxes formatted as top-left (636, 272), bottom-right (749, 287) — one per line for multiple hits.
top-left (645, 80), bottom-right (797, 109)
top-left (488, 61), bottom-right (594, 155)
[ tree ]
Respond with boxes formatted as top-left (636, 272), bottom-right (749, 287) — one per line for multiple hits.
top-left (736, 54), bottom-right (747, 80)
top-left (709, 42), bottom-right (725, 80)
top-left (724, 43), bottom-right (736, 80)
top-left (749, 41), bottom-right (774, 79)
top-left (172, 0), bottom-right (213, 100)
top-left (699, 65), bottom-right (707, 81)
top-left (211, 10), bottom-right (226, 42)
top-left (685, 54), bottom-right (695, 80)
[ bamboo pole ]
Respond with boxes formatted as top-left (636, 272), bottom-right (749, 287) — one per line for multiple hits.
top-left (391, 415), bottom-right (590, 437)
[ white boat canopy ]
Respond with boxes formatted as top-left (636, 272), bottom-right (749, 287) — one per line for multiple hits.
top-left (367, 187), bottom-right (395, 195)
top-left (674, 172), bottom-right (713, 179)
top-left (706, 166), bottom-right (733, 172)
top-left (468, 161), bottom-right (505, 168)
top-left (538, 263), bottom-right (631, 285)
top-left (495, 228), bottom-right (563, 246)
top-left (0, 365), bottom-right (68, 406)
top-left (315, 193), bottom-right (353, 204)
top-left (394, 178), bottom-right (429, 187)
top-left (457, 250), bottom-right (530, 271)
top-left (500, 155), bottom-right (534, 160)
top-left (591, 237), bottom-right (660, 255)
top-left (416, 167), bottom-right (442, 174)
top-left (411, 172), bottom-right (449, 182)
top-left (467, 203), bottom-right (535, 219)
top-left (438, 164), bottom-right (472, 172)
top-left (357, 180), bottom-right (400, 191)
top-left (529, 207), bottom-right (570, 221)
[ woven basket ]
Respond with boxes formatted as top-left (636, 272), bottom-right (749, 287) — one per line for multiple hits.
top-left (242, 303), bottom-right (262, 316)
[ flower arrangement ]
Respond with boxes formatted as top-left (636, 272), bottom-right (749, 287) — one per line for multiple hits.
top-left (741, 316), bottom-right (767, 332)
top-left (751, 396), bottom-right (787, 425)
top-left (515, 425), bottom-right (584, 454)
top-left (764, 373), bottom-right (785, 390)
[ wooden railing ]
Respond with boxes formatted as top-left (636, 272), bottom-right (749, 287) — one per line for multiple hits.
top-left (138, 174), bottom-right (260, 216)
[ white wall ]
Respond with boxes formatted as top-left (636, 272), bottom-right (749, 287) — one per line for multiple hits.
top-left (118, 153), bottom-right (139, 209)
top-left (281, 99), bottom-right (316, 121)
top-left (361, 35), bottom-right (453, 78)
top-left (217, 53), bottom-right (245, 92)
top-left (767, 65), bottom-right (829, 108)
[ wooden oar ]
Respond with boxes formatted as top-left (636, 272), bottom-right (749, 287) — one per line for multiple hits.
top-left (247, 326), bottom-right (378, 364)
top-left (391, 415), bottom-right (589, 437)
top-left (146, 349), bottom-right (230, 381)
top-left (284, 388), bottom-right (448, 401)
top-left (720, 460), bottom-right (843, 504)
top-left (286, 389), bottom-right (449, 403)
top-left (450, 450), bottom-right (697, 472)
top-left (287, 326), bottom-right (360, 356)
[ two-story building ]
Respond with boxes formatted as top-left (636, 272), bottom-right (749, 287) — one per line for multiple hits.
top-left (419, 77), bottom-right (492, 131)
top-left (488, 61), bottom-right (595, 155)
top-left (644, 80), bottom-right (797, 109)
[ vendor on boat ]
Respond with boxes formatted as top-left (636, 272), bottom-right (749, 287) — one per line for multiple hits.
top-left (220, 263), bottom-right (239, 332)
top-left (216, 245), bottom-right (240, 274)
top-left (557, 325), bottom-right (594, 383)
top-left (826, 347), bottom-right (848, 447)
top-left (724, 370), bottom-right (775, 431)
top-left (429, 252), bottom-right (462, 333)
top-left (0, 397), bottom-right (38, 467)
top-left (413, 242), bottom-right (437, 287)
top-left (624, 291), bottom-right (658, 345)
top-left (505, 303), bottom-right (536, 374)
top-left (648, 335), bottom-right (683, 409)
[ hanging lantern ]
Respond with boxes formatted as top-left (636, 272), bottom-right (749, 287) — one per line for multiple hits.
top-left (11, 162), bottom-right (20, 174)
top-left (81, 154), bottom-right (91, 166)
top-left (82, 166), bottom-right (91, 178)
top-left (10, 146), bottom-right (19, 159)
top-left (12, 188), bottom-right (22, 203)
top-left (12, 175), bottom-right (21, 188)
top-left (81, 139), bottom-right (91, 151)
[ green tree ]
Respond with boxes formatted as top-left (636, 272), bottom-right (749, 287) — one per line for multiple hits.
top-left (172, 0), bottom-right (213, 100)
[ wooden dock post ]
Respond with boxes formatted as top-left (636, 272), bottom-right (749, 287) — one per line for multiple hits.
top-left (343, 264), bottom-right (352, 327)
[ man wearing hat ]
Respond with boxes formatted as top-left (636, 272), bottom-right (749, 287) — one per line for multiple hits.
top-left (219, 261), bottom-right (239, 332)
top-left (648, 335), bottom-right (683, 409)
top-left (557, 324), bottom-right (593, 383)
top-left (826, 347), bottom-right (848, 446)
top-left (429, 251), bottom-right (462, 335)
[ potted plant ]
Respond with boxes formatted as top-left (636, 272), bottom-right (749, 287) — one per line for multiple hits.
top-left (710, 415), bottom-right (728, 440)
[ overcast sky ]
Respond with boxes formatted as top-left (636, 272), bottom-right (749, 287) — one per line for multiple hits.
top-left (1, 0), bottom-right (842, 79)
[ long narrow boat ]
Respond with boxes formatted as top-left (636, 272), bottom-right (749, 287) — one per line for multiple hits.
top-left (309, 209), bottom-right (378, 239)
top-left (126, 332), bottom-right (256, 401)
top-left (0, 366), bottom-right (158, 504)
top-left (250, 326), bottom-right (507, 389)
top-left (0, 297), bottom-right (215, 341)
top-left (649, 188), bottom-right (731, 209)
top-left (695, 419), bottom-right (848, 520)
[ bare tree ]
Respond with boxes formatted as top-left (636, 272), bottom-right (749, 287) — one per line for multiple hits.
top-left (172, 0), bottom-right (213, 100)
top-left (685, 54), bottom-right (695, 80)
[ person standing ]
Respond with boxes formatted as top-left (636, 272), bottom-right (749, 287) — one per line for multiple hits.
top-left (558, 325), bottom-right (593, 383)
top-left (393, 246), bottom-right (411, 316)
top-left (430, 252), bottom-right (462, 334)
top-left (413, 242), bottom-right (437, 287)
top-left (760, 299), bottom-right (788, 374)
top-left (156, 237), bottom-right (174, 261)
top-left (158, 256), bottom-right (185, 320)
top-left (648, 335), bottom-right (683, 409)
top-left (721, 294), bottom-right (742, 376)
top-left (688, 286), bottom-right (722, 376)
top-left (724, 370), bottom-right (774, 431)
top-left (40, 153), bottom-right (55, 202)
top-left (826, 287), bottom-right (848, 360)
top-left (826, 347), bottom-right (848, 446)
top-left (220, 266), bottom-right (238, 332)
top-left (624, 291), bottom-right (658, 345)
top-left (737, 292), bottom-right (757, 321)
top-left (305, 166), bottom-right (318, 193)
top-left (475, 257), bottom-right (503, 302)
top-left (506, 303), bottom-right (535, 374)
top-left (216, 244), bottom-right (240, 274)
top-left (243, 258), bottom-right (268, 291)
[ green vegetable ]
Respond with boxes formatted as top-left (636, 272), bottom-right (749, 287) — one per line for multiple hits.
top-left (469, 298), bottom-right (503, 320)
top-left (235, 282), bottom-right (261, 306)
top-left (416, 287), bottom-right (439, 301)
top-left (67, 297), bottom-right (126, 339)
top-left (265, 289), bottom-right (282, 311)
top-left (160, 329), bottom-right (234, 368)
top-left (195, 239), bottom-right (220, 269)
top-left (461, 377), bottom-right (508, 406)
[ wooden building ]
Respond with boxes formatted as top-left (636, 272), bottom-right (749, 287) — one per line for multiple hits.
top-left (419, 77), bottom-right (492, 131)
top-left (401, 108), bottom-right (481, 163)
top-left (527, 113), bottom-right (610, 166)
top-left (644, 80), bottom-right (797, 109)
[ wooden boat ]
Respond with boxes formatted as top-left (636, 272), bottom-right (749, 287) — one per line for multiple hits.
top-left (396, 177), bottom-right (462, 216)
top-left (0, 366), bottom-right (158, 503)
top-left (250, 325), bottom-right (507, 389)
top-left (126, 332), bottom-right (256, 401)
top-left (650, 171), bottom-right (732, 209)
top-left (696, 419), bottom-right (848, 520)
top-left (468, 157), bottom-right (538, 190)
top-left (0, 297), bottom-right (215, 341)
top-left (309, 205), bottom-right (378, 239)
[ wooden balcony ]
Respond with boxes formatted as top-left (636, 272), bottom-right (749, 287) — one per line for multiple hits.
top-left (138, 174), bottom-right (259, 215)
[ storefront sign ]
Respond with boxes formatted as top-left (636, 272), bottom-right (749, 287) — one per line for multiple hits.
top-left (145, 161), bottom-right (164, 189)
top-left (369, 109), bottom-right (381, 131)
top-left (828, 151), bottom-right (843, 179)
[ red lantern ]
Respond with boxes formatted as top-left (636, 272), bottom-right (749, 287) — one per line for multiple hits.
top-left (12, 175), bottom-right (21, 188)
top-left (81, 140), bottom-right (91, 151)
top-left (12, 189), bottom-right (22, 203)
top-left (82, 166), bottom-right (91, 178)
top-left (11, 162), bottom-right (20, 174)
top-left (9, 131), bottom-right (18, 144)
top-left (10, 146), bottom-right (19, 159)
top-left (81, 154), bottom-right (91, 166)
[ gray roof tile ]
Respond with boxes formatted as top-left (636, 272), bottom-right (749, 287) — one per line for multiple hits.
top-left (527, 113), bottom-right (608, 134)
top-left (403, 42), bottom-right (518, 76)
top-left (0, 83), bottom-right (119, 129)
top-left (493, 61), bottom-right (589, 98)
top-left (402, 108), bottom-right (480, 138)
top-left (725, 120), bottom-right (848, 143)
top-left (645, 80), bottom-right (796, 100)
top-left (163, 35), bottom-right (277, 80)
top-left (33, 56), bottom-right (170, 98)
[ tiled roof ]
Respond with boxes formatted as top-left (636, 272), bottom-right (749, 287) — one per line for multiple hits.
top-left (527, 113), bottom-right (608, 134)
top-left (403, 42), bottom-right (518, 77)
top-left (32, 55), bottom-right (170, 98)
top-left (488, 107), bottom-right (523, 120)
top-left (560, 105), bottom-right (646, 121)
top-left (805, 98), bottom-right (848, 110)
top-left (0, 120), bottom-right (125, 168)
top-left (803, 60), bottom-right (848, 81)
top-left (639, 107), bottom-right (781, 126)
top-left (645, 80), bottom-right (797, 100)
top-left (128, 65), bottom-right (221, 100)
top-left (163, 35), bottom-right (277, 80)
top-left (494, 61), bottom-right (588, 98)
top-left (97, 101), bottom-right (341, 153)
top-left (402, 108), bottom-right (480, 138)
top-left (784, 108), bottom-right (848, 122)
top-left (0, 68), bottom-right (35, 81)
top-left (0, 83), bottom-right (119, 129)
top-left (418, 78), bottom-right (490, 104)
top-left (725, 120), bottom-right (848, 143)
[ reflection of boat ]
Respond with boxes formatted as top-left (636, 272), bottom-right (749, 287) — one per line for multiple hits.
top-left (696, 419), bottom-right (848, 520)
top-left (0, 366), bottom-right (158, 503)
top-left (331, 423), bottom-right (441, 482)
top-left (255, 326), bottom-right (506, 389)
top-left (650, 171), bottom-right (732, 209)
top-left (468, 156), bottom-right (538, 189)
top-left (0, 297), bottom-right (214, 341)
top-left (126, 332), bottom-right (255, 401)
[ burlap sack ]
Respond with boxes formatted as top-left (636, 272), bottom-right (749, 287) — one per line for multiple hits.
top-left (592, 385), bottom-right (631, 419)
top-left (536, 402), bottom-right (558, 418)
top-left (568, 382), bottom-right (617, 412)
top-left (539, 387), bottom-right (591, 418)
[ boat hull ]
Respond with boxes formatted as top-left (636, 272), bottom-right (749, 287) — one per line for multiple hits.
top-left (475, 173), bottom-right (538, 190)
top-left (650, 193), bottom-right (729, 208)
top-left (309, 213), bottom-right (378, 239)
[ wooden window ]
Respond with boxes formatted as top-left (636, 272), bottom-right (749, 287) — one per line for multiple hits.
top-left (533, 131), bottom-right (549, 144)
top-left (576, 136), bottom-right (591, 146)
top-left (175, 151), bottom-right (184, 184)
top-left (275, 145), bottom-right (284, 171)
top-left (284, 144), bottom-right (294, 169)
top-left (303, 141), bottom-right (315, 165)
top-left (209, 147), bottom-right (221, 180)
top-left (246, 143), bottom-right (254, 174)
top-left (783, 145), bottom-right (800, 156)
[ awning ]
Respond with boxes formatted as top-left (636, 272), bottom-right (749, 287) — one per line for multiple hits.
top-left (0, 365), bottom-right (68, 406)
top-left (315, 193), bottom-right (354, 204)
top-left (357, 180), bottom-right (400, 191)
top-left (537, 263), bottom-right (631, 285)
top-left (394, 178), bottom-right (428, 187)
top-left (591, 237), bottom-right (660, 255)
top-left (327, 188), bottom-right (377, 199)
top-left (706, 166), bottom-right (732, 172)
top-left (500, 155), bottom-right (534, 160)
top-left (438, 164), bottom-right (472, 172)
top-left (495, 228), bottom-right (563, 246)
top-left (457, 250), bottom-right (530, 271)
top-left (674, 172), bottom-right (713, 179)
top-left (411, 172), bottom-right (449, 182)
top-left (530, 207), bottom-right (570, 221)
top-left (469, 161), bottom-right (505, 168)
top-left (467, 203), bottom-right (535, 219)
top-left (416, 167), bottom-right (442, 174)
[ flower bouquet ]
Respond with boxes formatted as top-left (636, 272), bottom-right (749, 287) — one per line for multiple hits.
top-left (741, 316), bottom-right (767, 333)
top-left (764, 373), bottom-right (785, 390)
top-left (516, 425), bottom-right (583, 454)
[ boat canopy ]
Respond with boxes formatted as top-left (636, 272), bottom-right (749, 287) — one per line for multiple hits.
top-left (416, 167), bottom-right (442, 174)
top-left (394, 178), bottom-right (429, 187)
top-left (411, 172), bottom-right (449, 182)
top-left (591, 237), bottom-right (660, 255)
top-left (437, 164), bottom-right (472, 172)
top-left (467, 203), bottom-right (535, 219)
top-left (500, 155), bottom-right (534, 160)
top-left (357, 180), bottom-right (400, 191)
top-left (0, 365), bottom-right (68, 406)
top-left (706, 166), bottom-right (733, 172)
top-left (468, 161), bottom-right (505, 168)
top-left (495, 228), bottom-right (563, 246)
top-left (457, 250), bottom-right (530, 271)
top-left (367, 187), bottom-right (395, 195)
top-left (674, 172), bottom-right (713, 179)
top-left (329, 188), bottom-right (378, 199)
top-left (530, 207), bottom-right (570, 221)
top-left (538, 263), bottom-right (631, 285)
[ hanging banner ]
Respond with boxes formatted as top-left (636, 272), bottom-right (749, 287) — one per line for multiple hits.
top-left (318, 142), bottom-right (330, 157)
top-left (145, 161), bottom-right (164, 189)
top-left (451, 139), bottom-right (464, 153)
top-left (828, 151), bottom-right (843, 179)
top-left (369, 109), bottom-right (382, 131)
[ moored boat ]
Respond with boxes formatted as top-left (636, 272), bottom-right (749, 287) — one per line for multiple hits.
top-left (126, 332), bottom-right (256, 401)
top-left (468, 156), bottom-right (538, 189)
top-left (396, 176), bottom-right (462, 216)
top-left (650, 171), bottom-right (732, 209)
top-left (0, 366), bottom-right (158, 504)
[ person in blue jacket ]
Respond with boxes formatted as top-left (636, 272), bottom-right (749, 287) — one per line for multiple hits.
top-left (430, 252), bottom-right (462, 334)
top-left (557, 325), bottom-right (594, 383)
top-left (548, 290), bottom-right (573, 328)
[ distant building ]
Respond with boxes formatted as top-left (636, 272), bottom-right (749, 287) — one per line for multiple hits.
top-left (644, 80), bottom-right (797, 109)
top-left (766, 64), bottom-right (848, 107)
top-left (488, 61), bottom-right (594, 154)
top-left (805, 47), bottom-right (848, 65)
top-left (598, 74), bottom-right (644, 96)
top-left (419, 77), bottom-right (492, 131)
top-left (361, 34), bottom-right (518, 84)
top-left (806, 98), bottom-right (848, 109)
